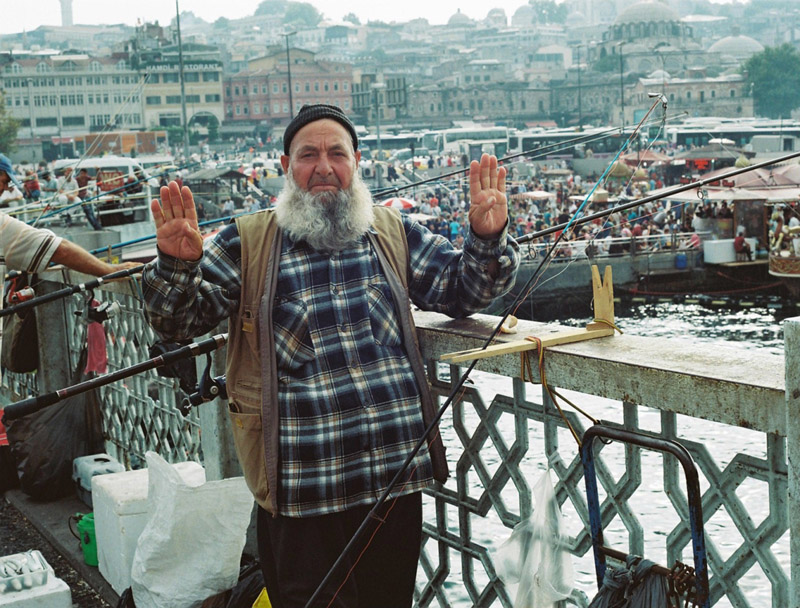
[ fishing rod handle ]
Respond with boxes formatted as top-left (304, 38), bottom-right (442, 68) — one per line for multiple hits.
top-left (1, 392), bottom-right (60, 423)
top-left (1, 333), bottom-right (227, 424)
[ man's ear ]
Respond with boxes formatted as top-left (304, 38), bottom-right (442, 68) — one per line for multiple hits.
top-left (355, 149), bottom-right (361, 163)
top-left (280, 155), bottom-right (290, 172)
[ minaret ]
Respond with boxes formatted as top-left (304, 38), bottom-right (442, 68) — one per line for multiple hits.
top-left (60, 0), bottom-right (73, 27)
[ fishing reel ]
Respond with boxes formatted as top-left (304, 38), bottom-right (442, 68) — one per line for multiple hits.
top-left (73, 290), bottom-right (120, 324)
top-left (179, 352), bottom-right (227, 416)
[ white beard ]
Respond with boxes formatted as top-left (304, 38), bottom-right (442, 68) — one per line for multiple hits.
top-left (274, 168), bottom-right (375, 253)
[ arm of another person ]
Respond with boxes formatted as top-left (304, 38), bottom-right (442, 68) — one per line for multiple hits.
top-left (50, 239), bottom-right (141, 276)
top-left (0, 212), bottom-right (138, 275)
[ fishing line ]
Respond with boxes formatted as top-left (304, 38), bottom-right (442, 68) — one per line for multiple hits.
top-left (501, 96), bottom-right (667, 320)
top-left (19, 161), bottom-right (200, 225)
top-left (515, 147), bottom-right (800, 246)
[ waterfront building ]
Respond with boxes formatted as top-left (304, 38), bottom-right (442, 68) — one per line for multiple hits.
top-left (0, 51), bottom-right (144, 161)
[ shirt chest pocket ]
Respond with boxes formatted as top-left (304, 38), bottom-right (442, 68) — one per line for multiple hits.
top-left (367, 284), bottom-right (403, 348)
top-left (272, 296), bottom-right (315, 372)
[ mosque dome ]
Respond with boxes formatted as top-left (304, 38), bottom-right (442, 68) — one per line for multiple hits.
top-left (708, 34), bottom-right (764, 59)
top-left (648, 69), bottom-right (671, 81)
top-left (447, 9), bottom-right (473, 27)
top-left (615, 1), bottom-right (680, 25)
top-left (511, 4), bottom-right (536, 26)
top-left (485, 8), bottom-right (507, 26)
top-left (567, 11), bottom-right (588, 27)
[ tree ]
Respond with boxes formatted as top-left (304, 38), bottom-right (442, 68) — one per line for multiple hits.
top-left (343, 12), bottom-right (360, 25)
top-left (528, 0), bottom-right (568, 24)
top-left (283, 2), bottom-right (322, 27)
top-left (207, 115), bottom-right (220, 143)
top-left (744, 44), bottom-right (800, 118)
top-left (255, 0), bottom-right (288, 16)
top-left (213, 17), bottom-right (230, 30)
top-left (0, 93), bottom-right (20, 154)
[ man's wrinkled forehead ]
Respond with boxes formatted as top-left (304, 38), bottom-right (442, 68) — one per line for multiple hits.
top-left (289, 119), bottom-right (354, 156)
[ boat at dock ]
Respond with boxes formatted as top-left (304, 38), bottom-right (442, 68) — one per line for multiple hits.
top-left (491, 231), bottom-right (776, 319)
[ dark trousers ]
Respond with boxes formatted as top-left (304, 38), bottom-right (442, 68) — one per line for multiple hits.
top-left (257, 492), bottom-right (422, 608)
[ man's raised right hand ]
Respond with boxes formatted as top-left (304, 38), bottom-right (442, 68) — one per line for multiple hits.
top-left (151, 181), bottom-right (204, 261)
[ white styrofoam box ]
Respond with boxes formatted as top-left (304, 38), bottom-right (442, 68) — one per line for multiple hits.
top-left (0, 551), bottom-right (70, 607)
top-left (92, 461), bottom-right (206, 594)
top-left (72, 454), bottom-right (125, 507)
top-left (703, 238), bottom-right (756, 264)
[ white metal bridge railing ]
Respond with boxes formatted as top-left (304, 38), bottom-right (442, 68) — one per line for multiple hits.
top-left (1, 272), bottom-right (795, 608)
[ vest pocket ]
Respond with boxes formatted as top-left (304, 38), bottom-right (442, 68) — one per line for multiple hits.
top-left (272, 296), bottom-right (315, 371)
top-left (228, 408), bottom-right (269, 507)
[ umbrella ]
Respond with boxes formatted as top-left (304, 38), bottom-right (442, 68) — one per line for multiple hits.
top-left (381, 197), bottom-right (417, 210)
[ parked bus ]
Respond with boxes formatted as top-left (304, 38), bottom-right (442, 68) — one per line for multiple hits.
top-left (426, 126), bottom-right (510, 158)
top-left (360, 132), bottom-right (424, 159)
top-left (653, 117), bottom-right (800, 149)
top-left (508, 126), bottom-right (637, 159)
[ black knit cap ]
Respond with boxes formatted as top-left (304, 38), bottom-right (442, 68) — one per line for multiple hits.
top-left (283, 103), bottom-right (358, 154)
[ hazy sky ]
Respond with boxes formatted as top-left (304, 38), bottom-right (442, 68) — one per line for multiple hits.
top-left (0, 0), bottom-right (542, 35)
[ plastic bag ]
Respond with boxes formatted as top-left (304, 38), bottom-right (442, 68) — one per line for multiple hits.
top-left (130, 451), bottom-right (254, 608)
top-left (494, 468), bottom-right (574, 608)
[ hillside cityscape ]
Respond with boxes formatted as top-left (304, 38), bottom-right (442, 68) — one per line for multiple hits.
top-left (1, 0), bottom-right (799, 161)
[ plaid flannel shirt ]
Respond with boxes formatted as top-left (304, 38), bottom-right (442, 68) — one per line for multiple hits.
top-left (143, 214), bottom-right (519, 516)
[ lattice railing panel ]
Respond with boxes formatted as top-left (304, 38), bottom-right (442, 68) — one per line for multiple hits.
top-left (63, 286), bottom-right (203, 468)
top-left (416, 364), bottom-right (789, 608)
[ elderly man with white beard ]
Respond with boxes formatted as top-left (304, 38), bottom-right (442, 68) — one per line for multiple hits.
top-left (141, 104), bottom-right (519, 608)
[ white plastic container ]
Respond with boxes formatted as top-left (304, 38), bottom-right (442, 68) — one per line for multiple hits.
top-left (72, 453), bottom-right (125, 507)
top-left (91, 461), bottom-right (206, 594)
top-left (0, 551), bottom-right (70, 607)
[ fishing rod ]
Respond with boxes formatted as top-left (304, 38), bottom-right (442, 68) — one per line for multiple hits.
top-left (368, 111), bottom-right (688, 200)
top-left (0, 333), bottom-right (228, 424)
top-left (304, 95), bottom-right (672, 607)
top-left (515, 147), bottom-right (800, 245)
top-left (0, 264), bottom-right (144, 319)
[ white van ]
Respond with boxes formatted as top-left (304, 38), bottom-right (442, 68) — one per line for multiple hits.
top-left (52, 156), bottom-right (153, 225)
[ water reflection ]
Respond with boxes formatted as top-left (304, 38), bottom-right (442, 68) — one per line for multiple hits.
top-left (562, 301), bottom-right (788, 355)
